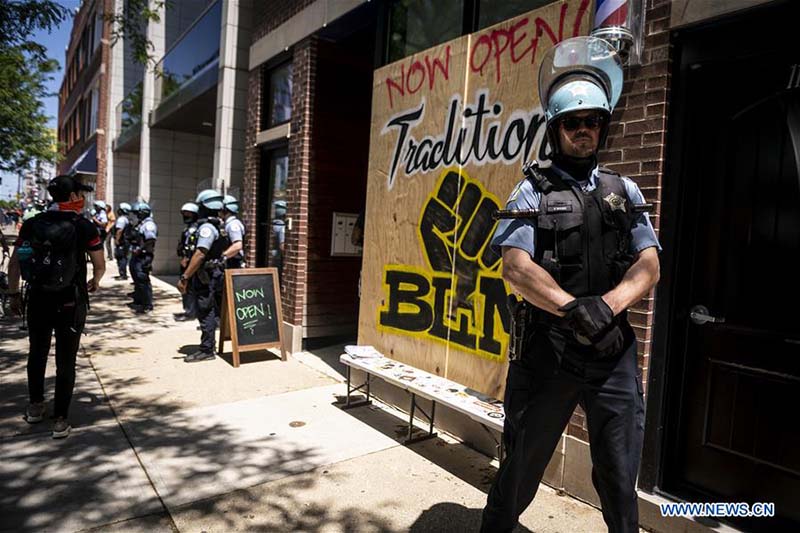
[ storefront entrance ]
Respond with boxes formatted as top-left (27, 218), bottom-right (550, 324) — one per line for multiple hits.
top-left (655, 3), bottom-right (800, 530)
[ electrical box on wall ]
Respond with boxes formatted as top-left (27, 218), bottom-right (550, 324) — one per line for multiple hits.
top-left (331, 212), bottom-right (362, 257)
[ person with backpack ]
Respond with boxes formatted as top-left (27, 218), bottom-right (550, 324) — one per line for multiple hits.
top-left (6, 175), bottom-right (106, 439)
top-left (129, 202), bottom-right (157, 314)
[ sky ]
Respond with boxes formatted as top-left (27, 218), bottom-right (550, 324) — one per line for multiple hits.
top-left (0, 1), bottom-right (77, 200)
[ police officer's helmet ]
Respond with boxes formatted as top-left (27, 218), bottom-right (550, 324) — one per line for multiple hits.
top-left (223, 194), bottom-right (239, 214)
top-left (93, 200), bottom-right (107, 211)
top-left (195, 189), bottom-right (224, 211)
top-left (135, 202), bottom-right (152, 218)
top-left (538, 37), bottom-right (623, 155)
top-left (119, 202), bottom-right (132, 214)
top-left (273, 199), bottom-right (287, 218)
top-left (181, 202), bottom-right (199, 214)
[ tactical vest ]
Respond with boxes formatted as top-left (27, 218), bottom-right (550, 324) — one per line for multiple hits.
top-left (199, 217), bottom-right (230, 262)
top-left (528, 163), bottom-right (636, 298)
top-left (179, 223), bottom-right (198, 258)
top-left (121, 217), bottom-right (136, 245)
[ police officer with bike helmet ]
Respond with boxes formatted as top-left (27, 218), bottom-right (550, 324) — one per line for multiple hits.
top-left (221, 194), bottom-right (246, 269)
top-left (481, 37), bottom-right (661, 533)
top-left (129, 202), bottom-right (157, 314)
top-left (177, 190), bottom-right (227, 362)
top-left (174, 201), bottom-right (199, 321)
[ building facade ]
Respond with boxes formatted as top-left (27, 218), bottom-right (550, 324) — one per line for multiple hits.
top-left (242, 0), bottom-right (800, 530)
top-left (106, 0), bottom-right (252, 273)
top-left (57, 0), bottom-right (112, 197)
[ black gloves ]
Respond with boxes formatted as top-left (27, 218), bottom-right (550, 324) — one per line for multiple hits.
top-left (559, 296), bottom-right (623, 357)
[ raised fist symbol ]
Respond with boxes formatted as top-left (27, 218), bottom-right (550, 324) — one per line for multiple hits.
top-left (419, 169), bottom-right (501, 312)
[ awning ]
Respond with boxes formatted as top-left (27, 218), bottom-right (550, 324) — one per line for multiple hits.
top-left (68, 143), bottom-right (98, 175)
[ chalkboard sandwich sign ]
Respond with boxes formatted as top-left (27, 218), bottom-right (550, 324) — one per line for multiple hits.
top-left (218, 268), bottom-right (286, 366)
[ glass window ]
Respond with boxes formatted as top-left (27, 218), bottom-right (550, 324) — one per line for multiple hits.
top-left (89, 84), bottom-right (100, 133)
top-left (388, 0), bottom-right (464, 63)
top-left (94, 5), bottom-right (104, 51)
top-left (478, 0), bottom-right (554, 30)
top-left (266, 148), bottom-right (288, 274)
top-left (157, 0), bottom-right (221, 103)
top-left (263, 62), bottom-right (293, 129)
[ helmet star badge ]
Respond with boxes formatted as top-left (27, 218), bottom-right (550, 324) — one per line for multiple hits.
top-left (603, 192), bottom-right (626, 212)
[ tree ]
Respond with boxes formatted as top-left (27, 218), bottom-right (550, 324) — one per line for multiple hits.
top-left (107, 0), bottom-right (167, 67)
top-left (0, 0), bottom-right (68, 172)
top-left (0, 0), bottom-right (162, 173)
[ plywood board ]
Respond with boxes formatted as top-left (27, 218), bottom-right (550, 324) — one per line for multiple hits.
top-left (359, 0), bottom-right (594, 398)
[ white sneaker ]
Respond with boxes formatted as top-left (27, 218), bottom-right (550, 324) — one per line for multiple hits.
top-left (52, 417), bottom-right (71, 439)
top-left (25, 402), bottom-right (45, 424)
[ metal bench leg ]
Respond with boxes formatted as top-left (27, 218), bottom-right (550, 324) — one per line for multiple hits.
top-left (404, 395), bottom-right (438, 445)
top-left (407, 393), bottom-right (417, 442)
top-left (341, 366), bottom-right (371, 410)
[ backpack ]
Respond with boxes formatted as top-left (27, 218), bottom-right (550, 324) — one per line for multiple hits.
top-left (20, 213), bottom-right (80, 291)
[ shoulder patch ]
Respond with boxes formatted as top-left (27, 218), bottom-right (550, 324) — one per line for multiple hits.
top-left (145, 221), bottom-right (157, 231)
top-left (199, 226), bottom-right (213, 239)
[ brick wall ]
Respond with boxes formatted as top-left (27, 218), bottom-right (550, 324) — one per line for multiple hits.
top-left (243, 0), bottom-right (319, 326)
top-left (282, 37), bottom-right (318, 325)
top-left (95, 0), bottom-right (113, 201)
top-left (252, 0), bottom-right (315, 41)
top-left (567, 0), bottom-right (673, 442)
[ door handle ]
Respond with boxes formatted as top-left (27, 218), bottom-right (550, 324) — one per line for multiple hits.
top-left (690, 305), bottom-right (726, 325)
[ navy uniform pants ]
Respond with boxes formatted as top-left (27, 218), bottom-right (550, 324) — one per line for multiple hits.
top-left (481, 326), bottom-right (645, 533)
top-left (194, 268), bottom-right (223, 353)
top-left (131, 253), bottom-right (153, 309)
top-left (180, 263), bottom-right (198, 318)
top-left (26, 289), bottom-right (87, 418)
top-left (115, 245), bottom-right (129, 279)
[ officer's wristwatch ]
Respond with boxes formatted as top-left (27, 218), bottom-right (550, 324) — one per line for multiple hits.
top-left (179, 275), bottom-right (188, 282)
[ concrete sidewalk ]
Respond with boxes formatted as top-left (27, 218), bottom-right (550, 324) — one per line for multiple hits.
top-left (0, 273), bottom-right (613, 532)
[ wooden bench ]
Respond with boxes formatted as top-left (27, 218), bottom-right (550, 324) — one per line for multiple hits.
top-left (340, 351), bottom-right (506, 459)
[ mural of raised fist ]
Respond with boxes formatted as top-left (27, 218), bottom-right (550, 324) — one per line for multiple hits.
top-left (418, 169), bottom-right (502, 314)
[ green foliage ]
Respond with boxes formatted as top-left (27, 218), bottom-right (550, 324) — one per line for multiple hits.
top-left (120, 81), bottom-right (144, 129)
top-left (107, 0), bottom-right (167, 67)
top-left (0, 1), bottom-right (68, 173)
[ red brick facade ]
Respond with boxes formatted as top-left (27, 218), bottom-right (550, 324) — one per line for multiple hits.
top-left (568, 0), bottom-right (672, 442)
top-left (243, 0), bottom-right (318, 326)
top-left (57, 0), bottom-right (111, 199)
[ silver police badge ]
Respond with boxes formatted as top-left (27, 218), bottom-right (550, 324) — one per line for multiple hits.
top-left (603, 192), bottom-right (626, 212)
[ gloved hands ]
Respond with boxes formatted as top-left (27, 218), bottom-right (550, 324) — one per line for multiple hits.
top-left (559, 296), bottom-right (623, 357)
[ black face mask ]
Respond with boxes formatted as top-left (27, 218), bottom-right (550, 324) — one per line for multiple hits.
top-left (553, 153), bottom-right (597, 182)
top-left (183, 215), bottom-right (196, 224)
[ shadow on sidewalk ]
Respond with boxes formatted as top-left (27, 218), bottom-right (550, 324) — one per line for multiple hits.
top-left (408, 502), bottom-right (533, 532)
top-left (0, 281), bottom-right (402, 532)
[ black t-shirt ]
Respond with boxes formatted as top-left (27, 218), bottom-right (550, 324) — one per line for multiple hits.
top-left (16, 210), bottom-right (103, 300)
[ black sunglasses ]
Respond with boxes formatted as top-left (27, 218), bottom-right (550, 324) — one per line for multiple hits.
top-left (560, 115), bottom-right (604, 131)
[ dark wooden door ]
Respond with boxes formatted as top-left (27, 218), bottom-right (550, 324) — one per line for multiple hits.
top-left (663, 4), bottom-right (800, 530)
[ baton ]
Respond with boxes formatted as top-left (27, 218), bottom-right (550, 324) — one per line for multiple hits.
top-left (493, 203), bottom-right (654, 220)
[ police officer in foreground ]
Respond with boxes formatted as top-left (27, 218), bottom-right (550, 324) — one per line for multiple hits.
top-left (129, 202), bottom-right (157, 314)
top-left (481, 37), bottom-right (661, 533)
top-left (221, 195), bottom-right (246, 269)
top-left (174, 202), bottom-right (199, 321)
top-left (113, 202), bottom-right (132, 280)
top-left (177, 190), bottom-right (227, 362)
